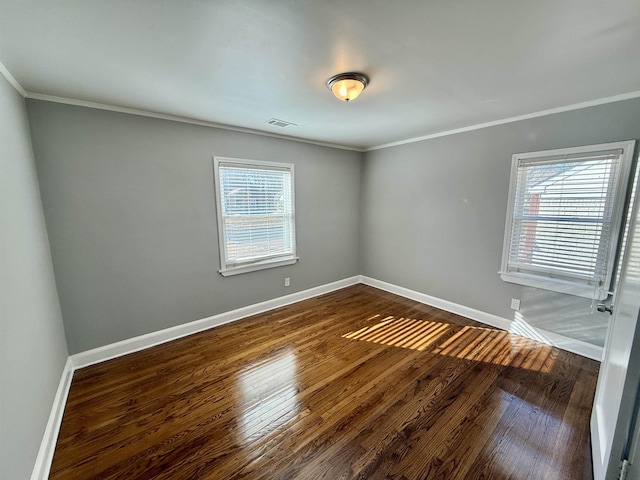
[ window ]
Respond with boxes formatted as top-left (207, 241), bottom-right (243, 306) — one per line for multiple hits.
top-left (214, 157), bottom-right (297, 276)
top-left (500, 141), bottom-right (635, 300)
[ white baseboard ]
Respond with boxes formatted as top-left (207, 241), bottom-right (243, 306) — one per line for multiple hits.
top-left (30, 357), bottom-right (74, 480)
top-left (71, 276), bottom-right (360, 369)
top-left (33, 273), bottom-right (603, 480)
top-left (360, 276), bottom-right (603, 361)
top-left (72, 274), bottom-right (603, 370)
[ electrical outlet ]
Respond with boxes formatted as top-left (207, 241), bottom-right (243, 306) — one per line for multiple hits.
top-left (284, 277), bottom-right (290, 287)
top-left (511, 298), bottom-right (521, 310)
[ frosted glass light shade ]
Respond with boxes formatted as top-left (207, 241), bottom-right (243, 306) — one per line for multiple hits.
top-left (326, 73), bottom-right (369, 102)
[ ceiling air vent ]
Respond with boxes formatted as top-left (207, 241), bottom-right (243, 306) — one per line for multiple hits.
top-left (265, 118), bottom-right (298, 128)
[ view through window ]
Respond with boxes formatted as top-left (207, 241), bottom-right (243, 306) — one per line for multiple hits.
top-left (500, 141), bottom-right (635, 300)
top-left (214, 157), bottom-right (297, 276)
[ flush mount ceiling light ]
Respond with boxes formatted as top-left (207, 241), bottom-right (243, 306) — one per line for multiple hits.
top-left (326, 72), bottom-right (369, 102)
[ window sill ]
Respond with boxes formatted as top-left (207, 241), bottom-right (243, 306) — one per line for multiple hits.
top-left (499, 271), bottom-right (609, 300)
top-left (220, 257), bottom-right (299, 277)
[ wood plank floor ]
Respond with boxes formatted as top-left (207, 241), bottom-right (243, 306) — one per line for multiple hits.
top-left (50, 285), bottom-right (599, 480)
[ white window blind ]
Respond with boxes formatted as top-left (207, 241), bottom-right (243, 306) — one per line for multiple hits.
top-left (214, 157), bottom-right (297, 276)
top-left (500, 141), bottom-right (635, 300)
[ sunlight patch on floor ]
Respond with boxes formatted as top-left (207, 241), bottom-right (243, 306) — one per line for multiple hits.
top-left (342, 316), bottom-right (450, 351)
top-left (343, 316), bottom-right (557, 372)
top-left (433, 325), bottom-right (556, 373)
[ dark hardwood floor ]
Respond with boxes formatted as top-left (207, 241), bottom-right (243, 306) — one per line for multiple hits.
top-left (50, 285), bottom-right (598, 479)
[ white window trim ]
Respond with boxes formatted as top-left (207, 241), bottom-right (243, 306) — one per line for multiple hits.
top-left (499, 140), bottom-right (636, 300)
top-left (213, 156), bottom-right (298, 277)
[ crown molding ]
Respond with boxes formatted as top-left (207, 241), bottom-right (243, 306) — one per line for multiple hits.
top-left (24, 92), bottom-right (365, 152)
top-left (366, 90), bottom-right (640, 152)
top-left (4, 56), bottom-right (639, 154)
top-left (0, 60), bottom-right (27, 97)
top-left (0, 61), bottom-right (362, 151)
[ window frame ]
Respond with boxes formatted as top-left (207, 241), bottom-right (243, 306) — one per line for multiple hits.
top-left (213, 156), bottom-right (298, 277)
top-left (499, 140), bottom-right (636, 300)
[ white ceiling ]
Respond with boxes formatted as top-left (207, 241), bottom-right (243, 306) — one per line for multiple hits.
top-left (1, 0), bottom-right (639, 150)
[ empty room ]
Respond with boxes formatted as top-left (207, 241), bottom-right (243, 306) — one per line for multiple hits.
top-left (3, 1), bottom-right (640, 479)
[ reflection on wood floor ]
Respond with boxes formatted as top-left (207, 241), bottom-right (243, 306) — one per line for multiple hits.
top-left (50, 284), bottom-right (598, 480)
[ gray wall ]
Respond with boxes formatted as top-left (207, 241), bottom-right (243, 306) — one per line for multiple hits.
top-left (361, 98), bottom-right (640, 347)
top-left (27, 101), bottom-right (362, 354)
top-left (24, 95), bottom-right (640, 357)
top-left (0, 78), bottom-right (69, 478)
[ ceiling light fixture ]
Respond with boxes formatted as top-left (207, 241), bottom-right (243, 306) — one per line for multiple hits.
top-left (326, 72), bottom-right (369, 102)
